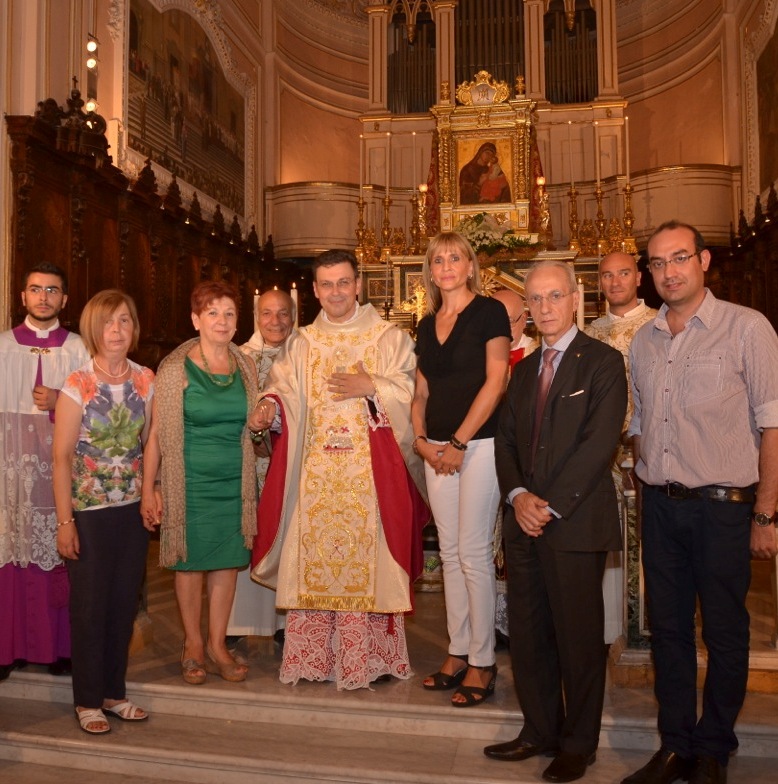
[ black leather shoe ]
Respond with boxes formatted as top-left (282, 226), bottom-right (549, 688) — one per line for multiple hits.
top-left (689, 756), bottom-right (726, 784)
top-left (47, 657), bottom-right (72, 676)
top-left (542, 751), bottom-right (596, 783)
top-left (621, 749), bottom-right (696, 784)
top-left (484, 737), bottom-right (559, 762)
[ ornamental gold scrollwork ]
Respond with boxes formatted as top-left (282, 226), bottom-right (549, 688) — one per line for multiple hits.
top-left (455, 71), bottom-right (510, 106)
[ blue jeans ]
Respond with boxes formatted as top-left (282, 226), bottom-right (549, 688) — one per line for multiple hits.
top-left (641, 485), bottom-right (752, 765)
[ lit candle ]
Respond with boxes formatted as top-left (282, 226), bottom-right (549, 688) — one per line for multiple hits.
top-left (412, 131), bottom-right (417, 193)
top-left (624, 116), bottom-right (630, 185)
top-left (594, 121), bottom-right (600, 186)
top-left (568, 121), bottom-right (574, 189)
top-left (386, 131), bottom-right (392, 194)
top-left (359, 133), bottom-right (364, 198)
top-left (577, 278), bottom-right (585, 329)
top-left (291, 282), bottom-right (299, 328)
top-left (254, 288), bottom-right (260, 331)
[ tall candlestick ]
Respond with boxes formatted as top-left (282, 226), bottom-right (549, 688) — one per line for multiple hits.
top-left (594, 121), bottom-right (601, 185)
top-left (386, 131), bottom-right (392, 193)
top-left (359, 133), bottom-right (364, 195)
top-left (577, 279), bottom-right (585, 329)
top-left (290, 282), bottom-right (299, 328)
top-left (412, 131), bottom-right (417, 192)
top-left (624, 116), bottom-right (630, 185)
top-left (253, 288), bottom-right (259, 332)
top-left (568, 121), bottom-right (574, 189)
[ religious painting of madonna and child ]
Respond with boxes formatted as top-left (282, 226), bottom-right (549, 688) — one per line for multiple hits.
top-left (457, 138), bottom-right (513, 207)
top-left (126, 0), bottom-right (245, 216)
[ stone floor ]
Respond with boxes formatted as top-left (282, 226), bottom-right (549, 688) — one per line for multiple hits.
top-left (1, 542), bottom-right (778, 783)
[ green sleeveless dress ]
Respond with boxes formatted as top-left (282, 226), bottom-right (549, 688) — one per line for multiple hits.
top-left (169, 357), bottom-right (249, 571)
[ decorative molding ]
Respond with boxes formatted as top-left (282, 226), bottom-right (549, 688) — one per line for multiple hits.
top-left (108, 0), bottom-right (125, 42)
top-left (743, 0), bottom-right (778, 208)
top-left (303, 0), bottom-right (371, 26)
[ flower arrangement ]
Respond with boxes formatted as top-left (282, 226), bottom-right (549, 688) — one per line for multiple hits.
top-left (454, 212), bottom-right (539, 257)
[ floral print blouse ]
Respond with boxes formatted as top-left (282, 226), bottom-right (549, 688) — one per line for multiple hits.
top-left (61, 360), bottom-right (155, 511)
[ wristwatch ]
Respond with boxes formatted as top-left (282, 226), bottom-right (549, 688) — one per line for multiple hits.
top-left (752, 512), bottom-right (776, 527)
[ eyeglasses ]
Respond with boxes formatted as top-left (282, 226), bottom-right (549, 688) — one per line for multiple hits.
top-left (317, 278), bottom-right (356, 292)
top-left (527, 291), bottom-right (574, 307)
top-left (647, 252), bottom-right (699, 273)
top-left (26, 285), bottom-right (63, 296)
top-left (509, 312), bottom-right (527, 324)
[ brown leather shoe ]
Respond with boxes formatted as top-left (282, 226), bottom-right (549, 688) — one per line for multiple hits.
top-left (542, 751), bottom-right (596, 782)
top-left (689, 756), bottom-right (726, 784)
top-left (621, 749), bottom-right (695, 784)
top-left (484, 737), bottom-right (559, 762)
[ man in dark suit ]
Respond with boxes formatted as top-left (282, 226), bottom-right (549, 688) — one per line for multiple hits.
top-left (485, 260), bottom-right (627, 783)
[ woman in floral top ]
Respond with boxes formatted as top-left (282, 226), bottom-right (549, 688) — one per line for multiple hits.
top-left (53, 290), bottom-right (155, 735)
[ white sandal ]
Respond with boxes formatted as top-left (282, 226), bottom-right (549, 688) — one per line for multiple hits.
top-left (102, 700), bottom-right (148, 721)
top-left (76, 707), bottom-right (111, 734)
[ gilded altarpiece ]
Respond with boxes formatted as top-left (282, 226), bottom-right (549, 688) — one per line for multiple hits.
top-left (431, 72), bottom-right (534, 236)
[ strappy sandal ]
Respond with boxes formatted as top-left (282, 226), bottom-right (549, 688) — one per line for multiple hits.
top-left (422, 654), bottom-right (469, 691)
top-left (451, 663), bottom-right (497, 707)
top-left (181, 642), bottom-right (206, 685)
top-left (75, 707), bottom-right (111, 735)
top-left (103, 700), bottom-right (148, 721)
top-left (204, 647), bottom-right (248, 682)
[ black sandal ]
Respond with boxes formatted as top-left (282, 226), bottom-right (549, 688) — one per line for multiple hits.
top-left (422, 654), bottom-right (469, 691)
top-left (451, 663), bottom-right (497, 707)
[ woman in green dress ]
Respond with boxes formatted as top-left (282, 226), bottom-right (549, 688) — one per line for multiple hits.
top-left (142, 281), bottom-right (258, 683)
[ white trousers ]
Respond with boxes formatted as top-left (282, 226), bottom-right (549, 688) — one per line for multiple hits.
top-left (424, 437), bottom-right (501, 666)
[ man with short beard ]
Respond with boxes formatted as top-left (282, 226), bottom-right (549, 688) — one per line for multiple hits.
top-left (0, 263), bottom-right (88, 679)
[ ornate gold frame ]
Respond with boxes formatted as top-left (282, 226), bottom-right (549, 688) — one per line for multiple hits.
top-left (431, 71), bottom-right (535, 234)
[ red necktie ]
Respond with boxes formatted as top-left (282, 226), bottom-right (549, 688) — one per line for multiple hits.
top-left (530, 348), bottom-right (559, 462)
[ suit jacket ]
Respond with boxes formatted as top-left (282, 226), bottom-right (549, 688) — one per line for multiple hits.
top-left (495, 330), bottom-right (627, 552)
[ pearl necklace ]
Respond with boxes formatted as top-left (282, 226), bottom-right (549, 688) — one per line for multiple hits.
top-left (199, 343), bottom-right (236, 387)
top-left (93, 358), bottom-right (129, 379)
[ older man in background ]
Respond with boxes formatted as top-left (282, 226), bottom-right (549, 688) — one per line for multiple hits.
top-left (226, 289), bottom-right (295, 652)
top-left (585, 251), bottom-right (657, 644)
top-left (491, 287), bottom-right (539, 647)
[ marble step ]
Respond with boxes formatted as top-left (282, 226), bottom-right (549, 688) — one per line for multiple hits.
top-left (2, 695), bottom-right (776, 784)
top-left (4, 668), bottom-right (778, 759)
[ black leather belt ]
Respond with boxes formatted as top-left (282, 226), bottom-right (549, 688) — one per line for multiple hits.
top-left (647, 482), bottom-right (755, 504)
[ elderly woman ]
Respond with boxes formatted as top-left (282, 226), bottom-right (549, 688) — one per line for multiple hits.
top-left (142, 280), bottom-right (258, 684)
top-left (53, 290), bottom-right (155, 734)
top-left (411, 232), bottom-right (510, 707)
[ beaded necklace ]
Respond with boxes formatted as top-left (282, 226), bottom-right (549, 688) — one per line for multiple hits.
top-left (198, 343), bottom-right (236, 387)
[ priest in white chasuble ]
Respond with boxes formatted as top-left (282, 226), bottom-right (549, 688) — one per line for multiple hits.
top-left (249, 249), bottom-right (429, 690)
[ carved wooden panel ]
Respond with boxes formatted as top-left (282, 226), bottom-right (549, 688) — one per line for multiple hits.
top-left (5, 109), bottom-right (264, 370)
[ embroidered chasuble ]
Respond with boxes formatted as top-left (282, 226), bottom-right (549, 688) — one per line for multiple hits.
top-left (253, 304), bottom-right (426, 614)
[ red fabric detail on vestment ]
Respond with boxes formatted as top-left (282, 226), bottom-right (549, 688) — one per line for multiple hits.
top-left (252, 395), bottom-right (288, 568)
top-left (508, 346), bottom-right (526, 370)
top-left (369, 426), bottom-right (428, 585)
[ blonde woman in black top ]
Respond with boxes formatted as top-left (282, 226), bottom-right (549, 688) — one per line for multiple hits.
top-left (411, 232), bottom-right (510, 707)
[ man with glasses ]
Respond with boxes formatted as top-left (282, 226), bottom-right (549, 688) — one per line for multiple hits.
top-left (249, 249), bottom-right (428, 690)
top-left (624, 221), bottom-right (778, 784)
top-left (487, 260), bottom-right (626, 782)
top-left (0, 263), bottom-right (88, 680)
